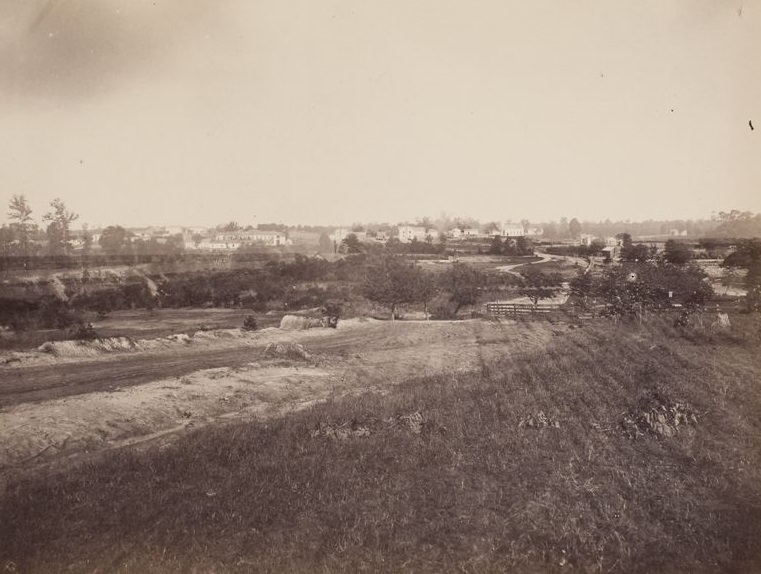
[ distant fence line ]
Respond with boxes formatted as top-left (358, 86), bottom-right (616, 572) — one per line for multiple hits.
top-left (485, 300), bottom-right (743, 323)
top-left (485, 302), bottom-right (563, 317)
top-left (484, 301), bottom-right (599, 321)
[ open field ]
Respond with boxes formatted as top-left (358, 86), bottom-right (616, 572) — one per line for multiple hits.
top-left (1, 313), bottom-right (760, 573)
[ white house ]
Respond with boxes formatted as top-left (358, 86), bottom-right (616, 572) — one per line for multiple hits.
top-left (448, 228), bottom-right (464, 240)
top-left (330, 229), bottom-right (368, 244)
top-left (501, 223), bottom-right (525, 237)
top-left (398, 225), bottom-right (430, 243)
top-left (199, 230), bottom-right (289, 250)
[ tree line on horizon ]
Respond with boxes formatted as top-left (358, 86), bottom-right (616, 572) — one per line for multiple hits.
top-left (3, 195), bottom-right (761, 262)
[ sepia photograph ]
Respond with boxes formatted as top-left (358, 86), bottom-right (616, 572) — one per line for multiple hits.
top-left (1, 1), bottom-right (760, 572)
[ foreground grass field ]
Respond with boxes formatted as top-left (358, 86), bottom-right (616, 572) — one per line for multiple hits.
top-left (2, 315), bottom-right (760, 573)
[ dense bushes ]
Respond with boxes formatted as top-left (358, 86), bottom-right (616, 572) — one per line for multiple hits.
top-left (0, 256), bottom-right (364, 333)
top-left (570, 261), bottom-right (714, 318)
top-left (0, 296), bottom-right (82, 332)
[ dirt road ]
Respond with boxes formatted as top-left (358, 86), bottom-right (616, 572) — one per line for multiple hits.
top-left (0, 321), bottom-right (482, 406)
top-left (0, 319), bottom-right (557, 473)
top-left (1, 337), bottom-right (301, 406)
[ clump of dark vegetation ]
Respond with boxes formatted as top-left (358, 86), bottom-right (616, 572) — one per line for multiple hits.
top-left (619, 390), bottom-right (699, 439)
top-left (0, 255), bottom-right (358, 348)
top-left (69, 321), bottom-right (99, 341)
top-left (2, 317), bottom-right (760, 573)
top-left (241, 314), bottom-right (258, 331)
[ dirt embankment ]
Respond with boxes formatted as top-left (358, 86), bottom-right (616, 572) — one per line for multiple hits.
top-left (0, 319), bottom-right (555, 477)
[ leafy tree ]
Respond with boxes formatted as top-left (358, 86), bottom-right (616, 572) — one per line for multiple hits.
top-left (342, 233), bottom-right (363, 254)
top-left (318, 232), bottom-right (332, 253)
top-left (722, 239), bottom-right (761, 270)
top-left (7, 194), bottom-right (36, 256)
top-left (559, 217), bottom-right (569, 237)
top-left (713, 210), bottom-right (761, 238)
top-left (569, 218), bottom-right (582, 238)
top-left (515, 236), bottom-right (533, 256)
top-left (218, 221), bottom-right (242, 232)
top-left (519, 268), bottom-right (562, 306)
top-left (488, 234), bottom-right (503, 255)
top-left (569, 271), bottom-right (594, 308)
top-left (591, 262), bottom-right (712, 319)
top-left (166, 234), bottom-right (185, 254)
top-left (361, 255), bottom-right (420, 319)
top-left (439, 262), bottom-right (485, 314)
top-left (589, 239), bottom-right (606, 255)
top-left (257, 223), bottom-right (288, 232)
top-left (722, 239), bottom-right (761, 311)
top-left (98, 226), bottom-right (130, 255)
top-left (0, 226), bottom-right (14, 256)
top-left (616, 233), bottom-right (633, 249)
top-left (43, 198), bottom-right (78, 256)
top-left (663, 239), bottom-right (691, 265)
top-left (542, 222), bottom-right (559, 239)
top-left (44, 221), bottom-right (65, 256)
top-left (82, 224), bottom-right (93, 257)
top-left (413, 269), bottom-right (438, 319)
top-left (621, 243), bottom-right (651, 262)
top-left (483, 221), bottom-right (500, 235)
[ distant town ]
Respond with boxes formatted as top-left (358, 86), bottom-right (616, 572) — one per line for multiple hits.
top-left (3, 194), bottom-right (760, 261)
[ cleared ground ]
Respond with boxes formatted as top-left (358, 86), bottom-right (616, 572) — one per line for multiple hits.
top-left (0, 319), bottom-right (552, 470)
top-left (1, 314), bottom-right (760, 573)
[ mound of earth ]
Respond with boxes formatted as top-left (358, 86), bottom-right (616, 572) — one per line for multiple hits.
top-left (264, 342), bottom-right (311, 360)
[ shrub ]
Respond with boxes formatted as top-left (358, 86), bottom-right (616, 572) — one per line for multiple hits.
top-left (242, 315), bottom-right (258, 331)
top-left (70, 321), bottom-right (99, 341)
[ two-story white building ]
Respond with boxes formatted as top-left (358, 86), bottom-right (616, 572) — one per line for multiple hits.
top-left (330, 229), bottom-right (368, 244)
top-left (200, 230), bottom-right (289, 250)
top-left (501, 223), bottom-right (525, 237)
top-left (398, 225), bottom-right (431, 243)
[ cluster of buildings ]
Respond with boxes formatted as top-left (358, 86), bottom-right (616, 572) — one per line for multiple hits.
top-left (193, 230), bottom-right (290, 250)
top-left (70, 226), bottom-right (291, 252)
top-left (330, 222), bottom-right (545, 245)
top-left (578, 234), bottom-right (624, 260)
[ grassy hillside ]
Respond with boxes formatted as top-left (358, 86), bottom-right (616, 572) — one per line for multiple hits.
top-left (2, 316), bottom-right (760, 573)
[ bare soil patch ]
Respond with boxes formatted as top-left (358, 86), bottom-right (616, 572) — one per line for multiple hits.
top-left (0, 319), bottom-right (554, 473)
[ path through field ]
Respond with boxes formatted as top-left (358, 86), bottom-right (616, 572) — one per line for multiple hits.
top-left (0, 319), bottom-right (555, 472)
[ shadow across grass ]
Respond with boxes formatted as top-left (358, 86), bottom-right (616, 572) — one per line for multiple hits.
top-left (2, 317), bottom-right (761, 573)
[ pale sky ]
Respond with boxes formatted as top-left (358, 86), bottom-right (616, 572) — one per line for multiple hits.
top-left (1, 0), bottom-right (759, 228)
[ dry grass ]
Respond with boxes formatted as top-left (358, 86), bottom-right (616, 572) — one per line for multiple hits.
top-left (2, 315), bottom-right (761, 573)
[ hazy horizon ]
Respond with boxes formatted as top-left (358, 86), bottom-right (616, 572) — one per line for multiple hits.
top-left (2, 1), bottom-right (759, 228)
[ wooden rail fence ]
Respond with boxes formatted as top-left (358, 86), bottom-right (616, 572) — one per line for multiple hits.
top-left (484, 301), bottom-right (600, 321)
top-left (485, 302), bottom-right (562, 317)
